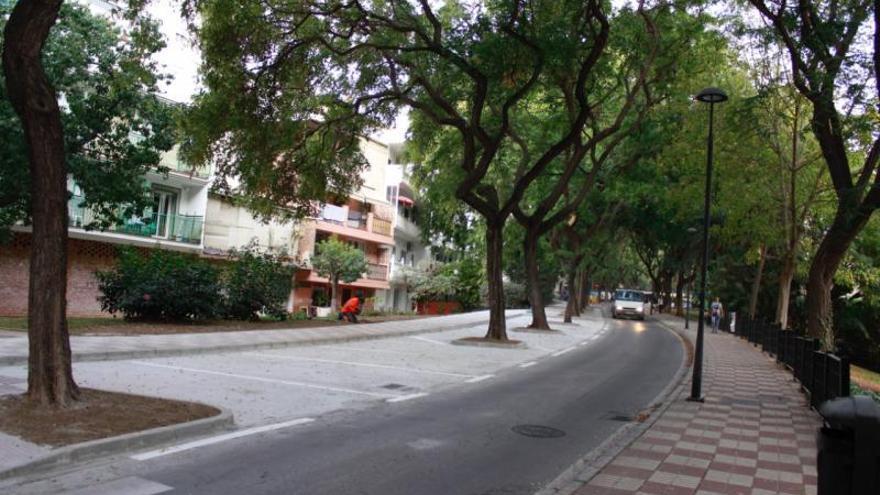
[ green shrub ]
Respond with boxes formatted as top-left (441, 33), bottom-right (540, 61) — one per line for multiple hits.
top-left (480, 280), bottom-right (529, 309)
top-left (454, 258), bottom-right (483, 310)
top-left (223, 244), bottom-right (295, 321)
top-left (97, 247), bottom-right (222, 321)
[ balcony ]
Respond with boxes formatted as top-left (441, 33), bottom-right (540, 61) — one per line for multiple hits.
top-left (395, 215), bottom-right (419, 240)
top-left (159, 146), bottom-right (211, 179)
top-left (366, 262), bottom-right (389, 281)
top-left (372, 217), bottom-right (392, 237)
top-left (315, 204), bottom-right (394, 245)
top-left (68, 200), bottom-right (204, 245)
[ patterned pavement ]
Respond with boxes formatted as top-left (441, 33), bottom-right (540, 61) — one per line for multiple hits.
top-left (575, 316), bottom-right (820, 495)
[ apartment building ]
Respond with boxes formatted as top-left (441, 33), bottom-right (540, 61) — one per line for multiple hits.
top-left (290, 138), bottom-right (395, 313)
top-left (0, 146), bottom-right (213, 316)
top-left (382, 158), bottom-right (431, 313)
top-left (202, 137), bottom-right (397, 315)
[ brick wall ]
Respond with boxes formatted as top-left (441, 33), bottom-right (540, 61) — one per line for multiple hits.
top-left (0, 233), bottom-right (118, 317)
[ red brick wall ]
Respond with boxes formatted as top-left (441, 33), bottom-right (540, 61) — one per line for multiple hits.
top-left (0, 233), bottom-right (118, 317)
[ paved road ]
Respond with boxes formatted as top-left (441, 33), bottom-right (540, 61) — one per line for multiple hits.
top-left (139, 317), bottom-right (680, 495)
top-left (1, 314), bottom-right (682, 495)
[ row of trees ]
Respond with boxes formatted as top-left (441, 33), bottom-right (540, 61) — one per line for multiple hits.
top-left (4, 0), bottom-right (880, 405)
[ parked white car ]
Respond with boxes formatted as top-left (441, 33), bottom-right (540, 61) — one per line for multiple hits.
top-left (612, 289), bottom-right (648, 320)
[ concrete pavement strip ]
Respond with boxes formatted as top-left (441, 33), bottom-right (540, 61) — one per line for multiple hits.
top-left (0, 309), bottom-right (530, 367)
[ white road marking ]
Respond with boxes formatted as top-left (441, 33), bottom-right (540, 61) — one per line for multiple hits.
top-left (518, 361), bottom-right (537, 368)
top-left (245, 352), bottom-right (473, 378)
top-left (386, 393), bottom-right (428, 403)
top-left (552, 347), bottom-right (577, 357)
top-left (131, 418), bottom-right (315, 461)
top-left (130, 361), bottom-right (393, 398)
top-left (408, 336), bottom-right (447, 345)
top-left (63, 477), bottom-right (172, 495)
top-left (333, 346), bottom-right (420, 355)
top-left (465, 374), bottom-right (494, 383)
top-left (532, 345), bottom-right (554, 352)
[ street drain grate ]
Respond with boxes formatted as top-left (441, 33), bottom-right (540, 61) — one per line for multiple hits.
top-left (511, 424), bottom-right (566, 438)
top-left (602, 411), bottom-right (635, 422)
top-left (381, 383), bottom-right (406, 390)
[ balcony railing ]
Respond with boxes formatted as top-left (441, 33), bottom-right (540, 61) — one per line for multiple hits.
top-left (366, 262), bottom-right (388, 281)
top-left (159, 147), bottom-right (211, 179)
top-left (318, 204), bottom-right (393, 237)
top-left (372, 217), bottom-right (392, 236)
top-left (68, 200), bottom-right (204, 245)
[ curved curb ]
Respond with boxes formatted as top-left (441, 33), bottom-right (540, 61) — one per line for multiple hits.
top-left (0, 406), bottom-right (234, 482)
top-left (534, 317), bottom-right (693, 495)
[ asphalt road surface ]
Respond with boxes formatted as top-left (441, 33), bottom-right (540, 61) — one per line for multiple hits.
top-left (120, 315), bottom-right (683, 495)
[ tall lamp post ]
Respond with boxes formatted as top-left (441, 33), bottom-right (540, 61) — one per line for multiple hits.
top-left (689, 87), bottom-right (728, 402)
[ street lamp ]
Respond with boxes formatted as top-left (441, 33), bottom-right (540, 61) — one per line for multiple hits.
top-left (689, 87), bottom-right (727, 402)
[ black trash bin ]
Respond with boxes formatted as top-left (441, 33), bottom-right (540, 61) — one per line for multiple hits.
top-left (817, 396), bottom-right (880, 495)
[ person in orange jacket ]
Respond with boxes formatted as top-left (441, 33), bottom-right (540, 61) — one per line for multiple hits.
top-left (338, 296), bottom-right (360, 323)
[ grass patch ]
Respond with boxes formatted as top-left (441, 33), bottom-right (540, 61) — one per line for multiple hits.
top-left (0, 313), bottom-right (425, 336)
top-left (0, 317), bottom-right (123, 331)
top-left (852, 365), bottom-right (880, 394)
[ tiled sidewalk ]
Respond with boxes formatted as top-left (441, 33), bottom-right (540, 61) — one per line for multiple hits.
top-left (576, 316), bottom-right (820, 495)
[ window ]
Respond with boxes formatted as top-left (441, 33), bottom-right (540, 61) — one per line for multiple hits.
top-left (150, 188), bottom-right (179, 239)
top-left (386, 185), bottom-right (398, 203)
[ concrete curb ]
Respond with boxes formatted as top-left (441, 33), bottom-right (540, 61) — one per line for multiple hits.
top-left (533, 316), bottom-right (693, 495)
top-left (509, 327), bottom-right (564, 334)
top-left (450, 338), bottom-right (528, 349)
top-left (0, 310), bottom-right (531, 367)
top-left (0, 406), bottom-right (234, 482)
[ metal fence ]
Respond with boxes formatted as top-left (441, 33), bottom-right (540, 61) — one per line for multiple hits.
top-left (726, 316), bottom-right (850, 409)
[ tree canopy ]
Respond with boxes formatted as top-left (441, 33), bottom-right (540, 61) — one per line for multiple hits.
top-left (0, 2), bottom-right (175, 236)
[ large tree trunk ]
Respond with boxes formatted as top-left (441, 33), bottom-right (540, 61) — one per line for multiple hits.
top-left (674, 272), bottom-right (684, 317)
top-left (775, 251), bottom-right (795, 328)
top-left (806, 208), bottom-right (870, 349)
top-left (750, 244), bottom-right (767, 320)
top-left (563, 269), bottom-right (577, 323)
top-left (579, 270), bottom-right (590, 311)
top-left (484, 221), bottom-right (507, 340)
top-left (563, 258), bottom-right (581, 323)
top-left (583, 272), bottom-right (592, 307)
top-left (524, 230), bottom-right (550, 330)
top-left (3, 0), bottom-right (79, 406)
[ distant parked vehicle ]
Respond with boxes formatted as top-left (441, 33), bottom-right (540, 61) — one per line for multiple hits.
top-left (612, 289), bottom-right (648, 320)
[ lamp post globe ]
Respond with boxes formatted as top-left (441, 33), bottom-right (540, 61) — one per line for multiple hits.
top-left (696, 87), bottom-right (728, 104)
top-left (689, 87), bottom-right (727, 402)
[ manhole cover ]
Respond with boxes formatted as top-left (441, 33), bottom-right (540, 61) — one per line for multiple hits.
top-left (511, 424), bottom-right (566, 438)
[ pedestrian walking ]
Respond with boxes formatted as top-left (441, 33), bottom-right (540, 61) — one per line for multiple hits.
top-left (710, 297), bottom-right (723, 334)
top-left (338, 296), bottom-right (361, 323)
